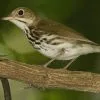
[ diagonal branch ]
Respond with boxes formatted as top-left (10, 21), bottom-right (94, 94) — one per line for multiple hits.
top-left (0, 59), bottom-right (100, 93)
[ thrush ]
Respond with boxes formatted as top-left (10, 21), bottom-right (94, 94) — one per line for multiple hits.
top-left (2, 7), bottom-right (100, 69)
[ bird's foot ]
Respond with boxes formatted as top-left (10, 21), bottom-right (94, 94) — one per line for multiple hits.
top-left (0, 55), bottom-right (8, 61)
top-left (24, 84), bottom-right (46, 91)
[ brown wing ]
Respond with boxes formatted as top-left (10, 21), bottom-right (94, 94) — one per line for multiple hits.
top-left (37, 19), bottom-right (97, 45)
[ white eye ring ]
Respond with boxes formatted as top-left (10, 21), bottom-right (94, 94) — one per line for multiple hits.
top-left (18, 9), bottom-right (24, 16)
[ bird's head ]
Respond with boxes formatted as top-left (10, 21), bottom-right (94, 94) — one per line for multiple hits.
top-left (2, 7), bottom-right (40, 31)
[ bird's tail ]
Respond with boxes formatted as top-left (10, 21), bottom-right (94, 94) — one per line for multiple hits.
top-left (89, 45), bottom-right (100, 53)
top-left (81, 44), bottom-right (100, 55)
top-left (93, 45), bottom-right (100, 53)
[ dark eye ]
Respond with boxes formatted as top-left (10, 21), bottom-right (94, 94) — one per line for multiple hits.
top-left (18, 9), bottom-right (24, 16)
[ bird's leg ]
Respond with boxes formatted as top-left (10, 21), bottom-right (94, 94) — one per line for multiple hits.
top-left (44, 48), bottom-right (65, 67)
top-left (44, 58), bottom-right (57, 67)
top-left (63, 57), bottom-right (78, 69)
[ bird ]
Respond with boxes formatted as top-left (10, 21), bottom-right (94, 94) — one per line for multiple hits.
top-left (2, 7), bottom-right (100, 69)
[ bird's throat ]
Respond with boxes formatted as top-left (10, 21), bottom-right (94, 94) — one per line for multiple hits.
top-left (10, 19), bottom-right (30, 34)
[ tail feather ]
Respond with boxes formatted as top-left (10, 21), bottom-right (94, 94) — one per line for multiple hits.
top-left (80, 44), bottom-right (100, 55)
top-left (93, 45), bottom-right (100, 53)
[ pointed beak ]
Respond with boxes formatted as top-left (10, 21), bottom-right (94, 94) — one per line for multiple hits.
top-left (1, 17), bottom-right (13, 20)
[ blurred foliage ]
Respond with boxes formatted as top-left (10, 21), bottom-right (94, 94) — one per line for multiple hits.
top-left (0, 0), bottom-right (100, 100)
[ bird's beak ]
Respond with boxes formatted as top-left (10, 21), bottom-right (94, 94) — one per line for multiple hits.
top-left (1, 17), bottom-right (13, 21)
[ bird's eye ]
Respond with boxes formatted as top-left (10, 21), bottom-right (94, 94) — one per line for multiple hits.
top-left (18, 9), bottom-right (24, 16)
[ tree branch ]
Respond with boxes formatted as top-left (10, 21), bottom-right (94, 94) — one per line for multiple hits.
top-left (0, 59), bottom-right (100, 93)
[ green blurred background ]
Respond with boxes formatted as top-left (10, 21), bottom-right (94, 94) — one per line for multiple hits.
top-left (0, 0), bottom-right (100, 100)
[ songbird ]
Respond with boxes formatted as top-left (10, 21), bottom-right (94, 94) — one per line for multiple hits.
top-left (2, 7), bottom-right (100, 69)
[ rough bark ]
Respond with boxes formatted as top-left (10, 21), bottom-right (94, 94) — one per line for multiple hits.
top-left (0, 59), bottom-right (100, 93)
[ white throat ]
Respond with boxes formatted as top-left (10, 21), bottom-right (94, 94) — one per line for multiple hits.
top-left (10, 19), bottom-right (30, 33)
top-left (10, 20), bottom-right (28, 30)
